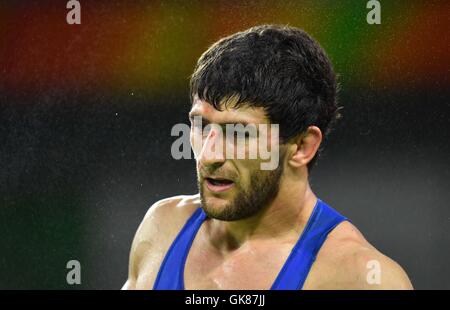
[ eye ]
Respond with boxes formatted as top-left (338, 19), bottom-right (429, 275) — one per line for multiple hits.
top-left (202, 125), bottom-right (212, 136)
top-left (190, 119), bottom-right (204, 132)
top-left (192, 122), bottom-right (203, 130)
top-left (235, 131), bottom-right (251, 140)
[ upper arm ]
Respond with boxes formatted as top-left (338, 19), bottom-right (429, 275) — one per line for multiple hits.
top-left (341, 223), bottom-right (413, 290)
top-left (122, 195), bottom-right (199, 290)
top-left (361, 251), bottom-right (413, 290)
top-left (122, 197), bottom-right (179, 290)
top-left (331, 243), bottom-right (413, 290)
top-left (306, 221), bottom-right (413, 290)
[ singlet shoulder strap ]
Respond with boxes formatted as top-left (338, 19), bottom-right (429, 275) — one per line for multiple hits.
top-left (271, 199), bottom-right (347, 290)
top-left (153, 207), bottom-right (207, 290)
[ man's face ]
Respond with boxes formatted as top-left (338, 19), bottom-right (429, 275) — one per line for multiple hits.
top-left (189, 97), bottom-right (284, 221)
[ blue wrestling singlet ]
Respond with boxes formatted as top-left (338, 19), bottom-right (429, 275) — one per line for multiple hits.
top-left (153, 198), bottom-right (347, 290)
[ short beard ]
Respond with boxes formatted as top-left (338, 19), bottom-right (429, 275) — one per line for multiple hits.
top-left (198, 162), bottom-right (284, 222)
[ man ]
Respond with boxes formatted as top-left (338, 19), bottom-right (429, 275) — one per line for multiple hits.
top-left (123, 25), bottom-right (412, 290)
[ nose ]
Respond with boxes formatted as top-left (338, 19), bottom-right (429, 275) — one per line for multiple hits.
top-left (197, 124), bottom-right (226, 169)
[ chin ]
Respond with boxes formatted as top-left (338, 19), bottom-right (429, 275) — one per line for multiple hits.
top-left (199, 180), bottom-right (239, 218)
top-left (202, 194), bottom-right (229, 210)
top-left (200, 192), bottom-right (233, 218)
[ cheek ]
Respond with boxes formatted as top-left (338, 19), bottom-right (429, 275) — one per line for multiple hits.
top-left (235, 160), bottom-right (260, 186)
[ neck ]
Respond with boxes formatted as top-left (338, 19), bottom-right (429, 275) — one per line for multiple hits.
top-left (206, 174), bottom-right (317, 253)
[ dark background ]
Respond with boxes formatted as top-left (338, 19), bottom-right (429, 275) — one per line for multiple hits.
top-left (0, 1), bottom-right (449, 289)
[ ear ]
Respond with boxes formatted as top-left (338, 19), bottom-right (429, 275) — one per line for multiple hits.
top-left (288, 126), bottom-right (322, 168)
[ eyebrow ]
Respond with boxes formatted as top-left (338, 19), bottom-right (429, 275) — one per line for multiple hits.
top-left (188, 112), bottom-right (251, 126)
top-left (188, 113), bottom-right (209, 124)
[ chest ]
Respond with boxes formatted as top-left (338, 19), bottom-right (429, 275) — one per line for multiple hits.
top-left (184, 232), bottom-right (296, 290)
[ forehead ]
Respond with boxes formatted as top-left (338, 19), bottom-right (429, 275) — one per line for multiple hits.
top-left (189, 97), bottom-right (269, 124)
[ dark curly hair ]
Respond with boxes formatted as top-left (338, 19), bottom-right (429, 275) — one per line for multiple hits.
top-left (190, 24), bottom-right (341, 171)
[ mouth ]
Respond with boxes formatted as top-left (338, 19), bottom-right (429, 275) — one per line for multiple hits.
top-left (204, 177), bottom-right (235, 193)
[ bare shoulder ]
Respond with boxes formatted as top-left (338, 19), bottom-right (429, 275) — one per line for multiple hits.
top-left (135, 194), bottom-right (201, 243)
top-left (303, 221), bottom-right (413, 290)
top-left (122, 194), bottom-right (201, 289)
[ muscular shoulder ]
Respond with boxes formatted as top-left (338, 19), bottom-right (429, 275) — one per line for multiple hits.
top-left (124, 194), bottom-right (201, 289)
top-left (303, 221), bottom-right (413, 290)
top-left (135, 194), bottom-right (201, 244)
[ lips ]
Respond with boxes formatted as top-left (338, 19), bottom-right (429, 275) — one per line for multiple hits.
top-left (204, 177), bottom-right (234, 193)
